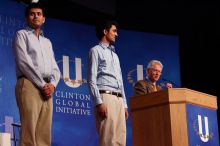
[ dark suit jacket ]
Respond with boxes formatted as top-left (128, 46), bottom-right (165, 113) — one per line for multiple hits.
top-left (134, 79), bottom-right (162, 96)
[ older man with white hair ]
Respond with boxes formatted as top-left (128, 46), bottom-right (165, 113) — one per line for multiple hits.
top-left (134, 60), bottom-right (172, 96)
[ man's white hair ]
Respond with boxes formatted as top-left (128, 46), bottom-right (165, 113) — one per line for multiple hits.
top-left (147, 60), bottom-right (163, 69)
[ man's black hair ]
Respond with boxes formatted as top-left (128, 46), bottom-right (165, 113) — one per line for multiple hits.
top-left (95, 20), bottom-right (118, 40)
top-left (25, 2), bottom-right (45, 17)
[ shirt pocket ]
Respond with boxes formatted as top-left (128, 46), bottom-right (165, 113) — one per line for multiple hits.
top-left (98, 59), bottom-right (107, 70)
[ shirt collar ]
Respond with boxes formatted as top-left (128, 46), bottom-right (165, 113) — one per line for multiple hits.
top-left (99, 42), bottom-right (115, 52)
top-left (145, 77), bottom-right (156, 86)
top-left (25, 26), bottom-right (44, 36)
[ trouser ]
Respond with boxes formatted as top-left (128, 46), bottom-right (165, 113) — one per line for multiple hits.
top-left (15, 77), bottom-right (53, 146)
top-left (95, 93), bottom-right (126, 146)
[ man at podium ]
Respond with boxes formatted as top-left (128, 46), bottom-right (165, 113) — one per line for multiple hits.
top-left (134, 60), bottom-right (172, 96)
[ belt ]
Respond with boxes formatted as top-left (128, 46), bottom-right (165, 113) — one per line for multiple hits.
top-left (17, 75), bottom-right (25, 80)
top-left (17, 76), bottom-right (51, 83)
top-left (99, 90), bottom-right (122, 97)
top-left (43, 77), bottom-right (51, 83)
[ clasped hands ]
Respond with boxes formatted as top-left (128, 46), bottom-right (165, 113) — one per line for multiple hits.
top-left (42, 83), bottom-right (55, 100)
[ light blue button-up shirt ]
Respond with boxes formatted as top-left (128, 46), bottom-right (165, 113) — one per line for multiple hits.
top-left (12, 27), bottom-right (60, 89)
top-left (88, 42), bottom-right (128, 108)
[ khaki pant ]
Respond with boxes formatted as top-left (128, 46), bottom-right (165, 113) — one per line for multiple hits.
top-left (15, 78), bottom-right (53, 146)
top-left (95, 94), bottom-right (126, 146)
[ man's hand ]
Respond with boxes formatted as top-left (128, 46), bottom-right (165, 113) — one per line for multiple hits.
top-left (96, 104), bottom-right (107, 119)
top-left (166, 83), bottom-right (173, 88)
top-left (42, 83), bottom-right (55, 100)
top-left (125, 108), bottom-right (129, 120)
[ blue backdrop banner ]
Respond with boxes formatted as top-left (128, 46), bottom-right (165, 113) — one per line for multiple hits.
top-left (0, 0), bottom-right (180, 146)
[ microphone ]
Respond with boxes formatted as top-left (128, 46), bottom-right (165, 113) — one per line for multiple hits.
top-left (161, 78), bottom-right (179, 88)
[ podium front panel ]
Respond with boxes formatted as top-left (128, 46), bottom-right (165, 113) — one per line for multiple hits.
top-left (186, 104), bottom-right (219, 146)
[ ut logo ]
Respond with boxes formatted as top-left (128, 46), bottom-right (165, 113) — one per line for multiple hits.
top-left (62, 56), bottom-right (86, 88)
top-left (198, 115), bottom-right (209, 142)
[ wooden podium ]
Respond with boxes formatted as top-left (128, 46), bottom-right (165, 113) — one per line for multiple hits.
top-left (130, 88), bottom-right (218, 146)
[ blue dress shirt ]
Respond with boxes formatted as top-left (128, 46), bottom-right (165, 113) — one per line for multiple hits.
top-left (88, 42), bottom-right (128, 108)
top-left (12, 27), bottom-right (60, 89)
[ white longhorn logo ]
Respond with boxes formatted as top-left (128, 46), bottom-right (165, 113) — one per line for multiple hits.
top-left (62, 56), bottom-right (84, 88)
top-left (198, 115), bottom-right (209, 142)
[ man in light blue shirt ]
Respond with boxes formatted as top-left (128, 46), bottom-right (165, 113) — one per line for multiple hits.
top-left (12, 3), bottom-right (60, 146)
top-left (88, 20), bottom-right (128, 146)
